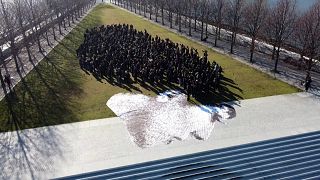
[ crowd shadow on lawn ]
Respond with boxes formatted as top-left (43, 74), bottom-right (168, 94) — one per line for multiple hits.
top-left (86, 66), bottom-right (243, 106)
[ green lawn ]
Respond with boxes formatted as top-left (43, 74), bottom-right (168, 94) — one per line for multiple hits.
top-left (0, 4), bottom-right (299, 132)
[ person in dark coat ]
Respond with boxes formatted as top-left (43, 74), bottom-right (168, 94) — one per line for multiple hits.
top-left (305, 73), bottom-right (312, 92)
top-left (4, 74), bottom-right (11, 88)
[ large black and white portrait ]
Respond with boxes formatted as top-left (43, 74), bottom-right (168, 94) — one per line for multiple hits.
top-left (107, 91), bottom-right (236, 148)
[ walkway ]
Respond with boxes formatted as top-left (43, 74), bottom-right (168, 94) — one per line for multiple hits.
top-left (0, 92), bottom-right (319, 179)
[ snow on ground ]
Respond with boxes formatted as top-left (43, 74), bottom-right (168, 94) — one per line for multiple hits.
top-left (107, 90), bottom-right (236, 148)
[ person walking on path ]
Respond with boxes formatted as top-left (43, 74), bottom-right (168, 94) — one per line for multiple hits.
top-left (4, 73), bottom-right (12, 89)
top-left (305, 72), bottom-right (312, 92)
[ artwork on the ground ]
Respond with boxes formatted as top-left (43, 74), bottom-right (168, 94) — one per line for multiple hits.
top-left (107, 91), bottom-right (236, 148)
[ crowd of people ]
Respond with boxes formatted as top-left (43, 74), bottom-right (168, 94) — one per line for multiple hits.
top-left (76, 24), bottom-right (223, 99)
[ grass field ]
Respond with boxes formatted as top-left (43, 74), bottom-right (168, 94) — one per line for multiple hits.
top-left (0, 4), bottom-right (299, 132)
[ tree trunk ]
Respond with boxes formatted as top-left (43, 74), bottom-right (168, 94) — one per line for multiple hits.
top-left (230, 32), bottom-right (235, 54)
top-left (272, 45), bottom-right (276, 60)
top-left (57, 14), bottom-right (62, 35)
top-left (155, 7), bottom-right (158, 22)
top-left (307, 58), bottom-right (313, 72)
top-left (214, 25), bottom-right (219, 46)
top-left (51, 16), bottom-right (57, 40)
top-left (45, 18), bottom-right (50, 46)
top-left (63, 14), bottom-right (67, 29)
top-left (169, 11), bottom-right (173, 28)
top-left (194, 16), bottom-right (197, 31)
top-left (250, 37), bottom-right (256, 63)
top-left (139, 1), bottom-right (141, 15)
top-left (274, 46), bottom-right (281, 72)
top-left (184, 16), bottom-right (187, 28)
top-left (0, 65), bottom-right (8, 95)
top-left (33, 24), bottom-right (42, 52)
top-left (178, 14), bottom-right (181, 32)
top-left (17, 15), bottom-right (33, 62)
top-left (161, 7), bottom-right (164, 25)
top-left (68, 12), bottom-right (71, 27)
top-left (0, 48), bottom-right (3, 64)
top-left (149, 6), bottom-right (152, 20)
top-left (11, 42), bottom-right (20, 73)
top-left (201, 20), bottom-right (204, 40)
top-left (23, 33), bottom-right (33, 62)
top-left (188, 16), bottom-right (192, 36)
top-left (71, 10), bottom-right (74, 23)
top-left (205, 20), bottom-right (208, 39)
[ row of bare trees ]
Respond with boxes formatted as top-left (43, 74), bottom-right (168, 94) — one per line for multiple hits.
top-left (0, 0), bottom-right (95, 70)
top-left (0, 0), bottom-right (95, 91)
top-left (112, 0), bottom-right (320, 74)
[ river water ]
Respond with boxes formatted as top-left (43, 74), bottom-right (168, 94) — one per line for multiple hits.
top-left (268, 0), bottom-right (318, 12)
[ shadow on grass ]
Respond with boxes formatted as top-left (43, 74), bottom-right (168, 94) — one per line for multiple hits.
top-left (194, 76), bottom-right (243, 105)
top-left (88, 67), bottom-right (243, 106)
top-left (0, 55), bottom-right (73, 179)
top-left (0, 10), bottom-right (97, 179)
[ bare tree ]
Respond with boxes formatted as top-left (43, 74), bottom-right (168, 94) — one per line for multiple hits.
top-left (185, 0), bottom-right (193, 36)
top-left (173, 0), bottom-right (182, 32)
top-left (138, 0), bottom-right (142, 15)
top-left (13, 0), bottom-right (33, 62)
top-left (226, 0), bottom-right (245, 54)
top-left (159, 0), bottom-right (165, 25)
top-left (143, 0), bottom-right (147, 17)
top-left (294, 0), bottom-right (320, 73)
top-left (133, 0), bottom-right (137, 13)
top-left (212, 0), bottom-right (224, 47)
top-left (52, 0), bottom-right (64, 35)
top-left (25, 0), bottom-right (44, 52)
top-left (243, 0), bottom-right (268, 63)
top-left (153, 0), bottom-right (159, 22)
top-left (165, 0), bottom-right (174, 28)
top-left (199, 0), bottom-right (209, 41)
top-left (41, 1), bottom-right (52, 46)
top-left (147, 0), bottom-right (152, 20)
top-left (46, 0), bottom-right (57, 40)
top-left (266, 0), bottom-right (297, 72)
top-left (192, 0), bottom-right (200, 32)
top-left (0, 0), bottom-right (20, 73)
top-left (0, 44), bottom-right (7, 93)
top-left (36, 0), bottom-right (51, 46)
top-left (0, 15), bottom-right (4, 66)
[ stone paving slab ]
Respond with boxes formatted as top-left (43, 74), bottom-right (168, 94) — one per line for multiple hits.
top-left (0, 92), bottom-right (319, 179)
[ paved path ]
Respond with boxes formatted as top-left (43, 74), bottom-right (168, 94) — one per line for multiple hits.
top-left (0, 92), bottom-right (319, 179)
